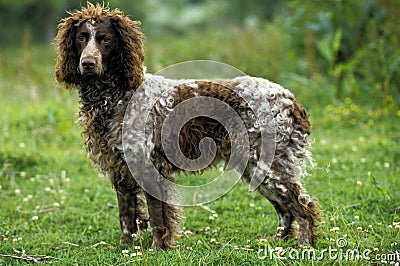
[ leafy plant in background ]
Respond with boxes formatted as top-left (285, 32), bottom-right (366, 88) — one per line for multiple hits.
top-left (285, 0), bottom-right (400, 107)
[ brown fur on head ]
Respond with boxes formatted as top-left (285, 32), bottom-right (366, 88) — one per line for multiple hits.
top-left (55, 2), bottom-right (145, 90)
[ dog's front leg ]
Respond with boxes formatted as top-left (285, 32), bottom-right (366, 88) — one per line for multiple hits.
top-left (116, 189), bottom-right (138, 244)
top-left (114, 177), bottom-right (149, 244)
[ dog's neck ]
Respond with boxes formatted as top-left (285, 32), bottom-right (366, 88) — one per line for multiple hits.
top-left (78, 74), bottom-right (130, 104)
top-left (77, 76), bottom-right (135, 136)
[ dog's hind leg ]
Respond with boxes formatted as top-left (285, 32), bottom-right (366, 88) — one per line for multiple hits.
top-left (145, 192), bottom-right (180, 249)
top-left (253, 167), bottom-right (321, 246)
top-left (246, 173), bottom-right (295, 240)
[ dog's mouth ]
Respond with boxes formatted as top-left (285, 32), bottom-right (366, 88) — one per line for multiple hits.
top-left (79, 69), bottom-right (98, 76)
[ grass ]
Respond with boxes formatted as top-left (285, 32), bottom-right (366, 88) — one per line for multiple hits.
top-left (0, 43), bottom-right (399, 265)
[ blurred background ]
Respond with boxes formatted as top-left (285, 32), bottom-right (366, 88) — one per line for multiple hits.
top-left (1, 0), bottom-right (399, 107)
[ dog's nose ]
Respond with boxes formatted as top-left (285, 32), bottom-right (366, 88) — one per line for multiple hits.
top-left (81, 57), bottom-right (96, 70)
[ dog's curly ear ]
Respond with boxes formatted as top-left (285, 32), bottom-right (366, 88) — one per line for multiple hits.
top-left (55, 16), bottom-right (80, 91)
top-left (110, 14), bottom-right (145, 90)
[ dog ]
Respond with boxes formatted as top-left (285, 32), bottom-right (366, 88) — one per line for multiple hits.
top-left (55, 2), bottom-right (322, 249)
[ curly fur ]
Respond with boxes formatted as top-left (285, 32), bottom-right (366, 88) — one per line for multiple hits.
top-left (55, 2), bottom-right (322, 249)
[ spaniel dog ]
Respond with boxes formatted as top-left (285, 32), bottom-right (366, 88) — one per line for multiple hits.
top-left (55, 3), bottom-right (322, 249)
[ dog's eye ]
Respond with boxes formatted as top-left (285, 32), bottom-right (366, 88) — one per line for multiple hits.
top-left (77, 35), bottom-right (86, 43)
top-left (100, 35), bottom-right (111, 44)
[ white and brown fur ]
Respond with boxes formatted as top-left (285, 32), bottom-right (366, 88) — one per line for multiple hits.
top-left (55, 3), bottom-right (322, 249)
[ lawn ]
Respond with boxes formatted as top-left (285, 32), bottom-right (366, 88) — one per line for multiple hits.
top-left (0, 46), bottom-right (399, 265)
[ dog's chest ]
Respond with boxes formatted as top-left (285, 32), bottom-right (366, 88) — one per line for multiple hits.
top-left (78, 93), bottom-right (128, 172)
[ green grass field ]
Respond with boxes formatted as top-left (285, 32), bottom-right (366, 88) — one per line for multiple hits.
top-left (0, 46), bottom-right (399, 265)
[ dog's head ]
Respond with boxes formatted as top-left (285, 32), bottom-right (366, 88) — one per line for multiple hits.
top-left (55, 2), bottom-right (144, 90)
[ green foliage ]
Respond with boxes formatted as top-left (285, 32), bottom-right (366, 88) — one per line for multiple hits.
top-left (285, 0), bottom-right (400, 103)
top-left (145, 21), bottom-right (286, 82)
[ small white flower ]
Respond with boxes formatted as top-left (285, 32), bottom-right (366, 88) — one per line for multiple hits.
top-left (60, 170), bottom-right (67, 179)
top-left (14, 189), bottom-right (21, 196)
top-left (122, 249), bottom-right (129, 256)
top-left (184, 230), bottom-right (193, 236)
top-left (32, 216), bottom-right (39, 221)
top-left (330, 227), bottom-right (339, 233)
top-left (249, 203), bottom-right (255, 207)
top-left (20, 172), bottom-right (26, 177)
top-left (383, 162), bottom-right (390, 168)
top-left (356, 180), bottom-right (362, 186)
top-left (354, 215), bottom-right (360, 221)
top-left (45, 187), bottom-right (51, 192)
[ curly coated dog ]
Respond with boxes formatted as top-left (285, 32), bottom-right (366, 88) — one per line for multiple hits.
top-left (55, 2), bottom-right (322, 249)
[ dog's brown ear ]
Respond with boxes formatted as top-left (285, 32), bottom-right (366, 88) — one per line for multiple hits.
top-left (55, 16), bottom-right (80, 90)
top-left (110, 14), bottom-right (145, 90)
top-left (292, 99), bottom-right (311, 134)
